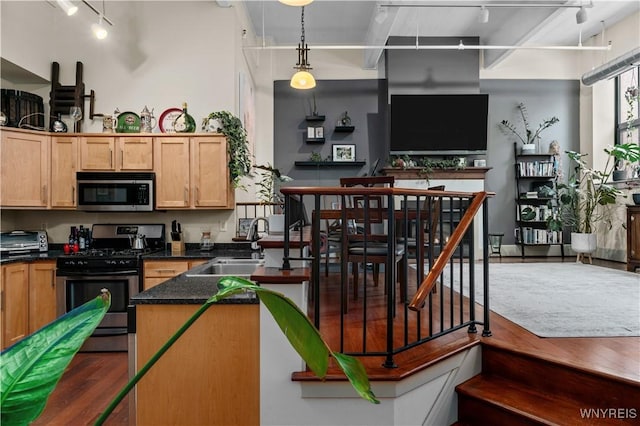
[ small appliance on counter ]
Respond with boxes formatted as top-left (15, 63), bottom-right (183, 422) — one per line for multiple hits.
top-left (0, 230), bottom-right (48, 255)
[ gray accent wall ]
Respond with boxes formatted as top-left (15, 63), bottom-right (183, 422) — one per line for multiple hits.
top-left (273, 79), bottom-right (388, 188)
top-left (481, 79), bottom-right (580, 245)
top-left (273, 76), bottom-right (580, 248)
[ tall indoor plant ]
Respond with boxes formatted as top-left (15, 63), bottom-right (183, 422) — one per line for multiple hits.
top-left (254, 163), bottom-right (293, 234)
top-left (547, 143), bottom-right (640, 254)
top-left (499, 102), bottom-right (559, 153)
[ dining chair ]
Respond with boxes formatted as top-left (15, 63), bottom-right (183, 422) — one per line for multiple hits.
top-left (397, 185), bottom-right (445, 296)
top-left (339, 176), bottom-right (406, 300)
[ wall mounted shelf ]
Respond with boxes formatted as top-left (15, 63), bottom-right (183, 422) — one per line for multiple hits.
top-left (334, 126), bottom-right (355, 133)
top-left (305, 137), bottom-right (325, 144)
top-left (305, 115), bottom-right (325, 122)
top-left (295, 161), bottom-right (366, 168)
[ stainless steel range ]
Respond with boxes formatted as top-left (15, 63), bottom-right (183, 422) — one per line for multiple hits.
top-left (55, 224), bottom-right (165, 352)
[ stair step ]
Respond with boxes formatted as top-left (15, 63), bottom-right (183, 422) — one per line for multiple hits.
top-left (481, 343), bottom-right (639, 408)
top-left (457, 375), bottom-right (636, 425)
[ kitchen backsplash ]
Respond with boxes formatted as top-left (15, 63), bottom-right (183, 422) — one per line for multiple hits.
top-left (0, 209), bottom-right (237, 245)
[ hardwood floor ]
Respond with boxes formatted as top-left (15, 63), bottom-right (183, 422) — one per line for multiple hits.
top-left (32, 257), bottom-right (638, 425)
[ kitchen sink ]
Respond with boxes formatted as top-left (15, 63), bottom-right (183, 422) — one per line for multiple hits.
top-left (186, 258), bottom-right (264, 277)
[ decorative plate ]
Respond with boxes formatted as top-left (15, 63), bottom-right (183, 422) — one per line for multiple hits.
top-left (116, 112), bottom-right (141, 133)
top-left (159, 108), bottom-right (182, 133)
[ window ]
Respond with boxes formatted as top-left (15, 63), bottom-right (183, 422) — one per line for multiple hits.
top-left (616, 66), bottom-right (639, 145)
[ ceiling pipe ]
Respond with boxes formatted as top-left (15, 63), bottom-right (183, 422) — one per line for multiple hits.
top-left (581, 47), bottom-right (640, 86)
top-left (244, 43), bottom-right (611, 51)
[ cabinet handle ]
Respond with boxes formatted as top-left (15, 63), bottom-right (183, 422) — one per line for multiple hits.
top-left (121, 149), bottom-right (124, 168)
top-left (1, 290), bottom-right (4, 312)
top-left (42, 185), bottom-right (47, 203)
top-left (156, 269), bottom-right (176, 273)
top-left (110, 149), bottom-right (113, 168)
top-left (196, 187), bottom-right (199, 204)
top-left (184, 187), bottom-right (189, 204)
top-left (51, 270), bottom-right (56, 288)
top-left (72, 186), bottom-right (75, 203)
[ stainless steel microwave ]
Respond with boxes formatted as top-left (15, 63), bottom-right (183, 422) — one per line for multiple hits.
top-left (77, 172), bottom-right (154, 212)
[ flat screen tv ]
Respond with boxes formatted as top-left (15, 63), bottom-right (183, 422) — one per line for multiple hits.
top-left (390, 94), bottom-right (489, 156)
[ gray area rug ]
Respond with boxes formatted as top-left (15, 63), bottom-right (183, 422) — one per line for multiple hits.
top-left (420, 262), bottom-right (640, 338)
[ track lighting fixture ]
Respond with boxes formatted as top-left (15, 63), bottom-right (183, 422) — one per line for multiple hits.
top-left (92, 15), bottom-right (108, 39)
top-left (478, 6), bottom-right (489, 24)
top-left (290, 6), bottom-right (316, 90)
top-left (56, 0), bottom-right (78, 16)
top-left (576, 6), bottom-right (588, 24)
top-left (279, 0), bottom-right (313, 6)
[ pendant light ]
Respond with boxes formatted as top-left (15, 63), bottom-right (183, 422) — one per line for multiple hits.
top-left (279, 0), bottom-right (313, 6)
top-left (290, 6), bottom-right (316, 90)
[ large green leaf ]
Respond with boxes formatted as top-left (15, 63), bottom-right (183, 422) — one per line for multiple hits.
top-left (1, 291), bottom-right (110, 426)
top-left (333, 353), bottom-right (379, 404)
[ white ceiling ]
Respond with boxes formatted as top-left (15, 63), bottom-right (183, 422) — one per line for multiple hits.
top-left (242, 0), bottom-right (640, 68)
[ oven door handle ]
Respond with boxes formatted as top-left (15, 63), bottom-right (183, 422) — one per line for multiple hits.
top-left (58, 270), bottom-right (139, 276)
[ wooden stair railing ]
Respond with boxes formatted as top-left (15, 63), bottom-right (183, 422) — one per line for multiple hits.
top-left (409, 191), bottom-right (488, 311)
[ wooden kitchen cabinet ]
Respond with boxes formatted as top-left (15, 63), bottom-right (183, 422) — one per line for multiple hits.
top-left (135, 303), bottom-right (259, 425)
top-left (1, 263), bottom-right (29, 350)
top-left (28, 261), bottom-right (57, 333)
top-left (79, 136), bottom-right (153, 171)
top-left (627, 205), bottom-right (640, 272)
top-left (155, 135), bottom-right (234, 209)
top-left (191, 135), bottom-right (233, 207)
top-left (50, 135), bottom-right (78, 208)
top-left (143, 259), bottom-right (207, 290)
top-left (1, 130), bottom-right (49, 208)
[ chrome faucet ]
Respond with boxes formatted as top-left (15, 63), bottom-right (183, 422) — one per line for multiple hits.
top-left (246, 217), bottom-right (269, 241)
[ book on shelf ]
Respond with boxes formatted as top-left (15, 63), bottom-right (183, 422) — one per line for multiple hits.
top-left (514, 227), bottom-right (563, 245)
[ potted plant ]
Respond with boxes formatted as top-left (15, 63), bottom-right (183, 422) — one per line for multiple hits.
top-left (547, 143), bottom-right (640, 256)
top-left (202, 111), bottom-right (253, 189)
top-left (499, 102), bottom-right (559, 154)
top-left (254, 163), bottom-right (293, 234)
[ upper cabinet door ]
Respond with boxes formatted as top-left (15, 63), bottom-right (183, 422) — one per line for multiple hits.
top-left (50, 135), bottom-right (78, 208)
top-left (80, 136), bottom-right (116, 170)
top-left (154, 137), bottom-right (190, 208)
top-left (0, 130), bottom-right (49, 207)
top-left (119, 137), bottom-right (153, 170)
top-left (191, 136), bottom-right (232, 208)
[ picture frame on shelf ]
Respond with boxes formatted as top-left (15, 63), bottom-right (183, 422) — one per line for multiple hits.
top-left (332, 144), bottom-right (356, 162)
top-left (315, 126), bottom-right (324, 138)
top-left (238, 218), bottom-right (254, 238)
top-left (307, 127), bottom-right (315, 138)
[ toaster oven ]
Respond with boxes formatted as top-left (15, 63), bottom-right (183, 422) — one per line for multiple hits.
top-left (0, 230), bottom-right (48, 254)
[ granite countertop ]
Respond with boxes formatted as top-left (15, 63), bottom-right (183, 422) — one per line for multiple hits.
top-left (0, 250), bottom-right (65, 265)
top-left (131, 261), bottom-right (259, 306)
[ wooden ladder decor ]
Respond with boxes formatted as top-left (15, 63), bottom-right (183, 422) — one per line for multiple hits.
top-left (49, 61), bottom-right (95, 132)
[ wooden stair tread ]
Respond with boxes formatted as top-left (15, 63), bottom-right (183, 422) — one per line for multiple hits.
top-left (457, 375), bottom-right (630, 425)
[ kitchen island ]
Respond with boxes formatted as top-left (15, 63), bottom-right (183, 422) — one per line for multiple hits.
top-left (129, 265), bottom-right (259, 426)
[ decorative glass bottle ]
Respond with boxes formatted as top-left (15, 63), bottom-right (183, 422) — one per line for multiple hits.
top-left (200, 231), bottom-right (213, 251)
top-left (173, 102), bottom-right (196, 133)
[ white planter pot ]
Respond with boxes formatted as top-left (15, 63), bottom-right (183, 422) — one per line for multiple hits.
top-left (521, 143), bottom-right (536, 154)
top-left (268, 214), bottom-right (285, 235)
top-left (571, 232), bottom-right (597, 254)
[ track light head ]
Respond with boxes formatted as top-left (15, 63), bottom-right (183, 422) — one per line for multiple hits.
top-left (478, 6), bottom-right (489, 24)
top-left (92, 15), bottom-right (108, 39)
top-left (57, 0), bottom-right (78, 16)
top-left (576, 6), bottom-right (588, 24)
